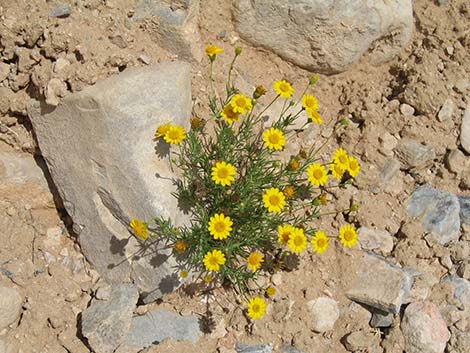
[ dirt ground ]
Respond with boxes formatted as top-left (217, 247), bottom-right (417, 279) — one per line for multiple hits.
top-left (0, 0), bottom-right (469, 352)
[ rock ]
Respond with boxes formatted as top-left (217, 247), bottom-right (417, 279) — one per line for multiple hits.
top-left (393, 140), bottom-right (435, 169)
top-left (0, 62), bottom-right (10, 83)
top-left (461, 103), bottom-right (470, 154)
top-left (281, 346), bottom-right (305, 353)
top-left (0, 152), bottom-right (49, 190)
top-left (400, 103), bottom-right (415, 116)
top-left (437, 99), bottom-right (455, 122)
top-left (49, 3), bottom-right (72, 18)
top-left (233, 0), bottom-right (413, 74)
top-left (306, 296), bottom-right (340, 333)
top-left (123, 309), bottom-right (203, 349)
top-left (457, 261), bottom-right (470, 280)
top-left (446, 149), bottom-right (467, 174)
top-left (0, 286), bottom-right (22, 330)
top-left (379, 132), bottom-right (399, 155)
top-left (379, 158), bottom-right (401, 183)
top-left (458, 196), bottom-right (470, 225)
top-left (455, 79), bottom-right (469, 94)
top-left (53, 58), bottom-right (72, 80)
top-left (235, 343), bottom-right (273, 353)
top-left (81, 284), bottom-right (138, 353)
top-left (343, 330), bottom-right (381, 352)
top-left (346, 253), bottom-right (413, 314)
top-left (437, 0), bottom-right (448, 5)
top-left (441, 275), bottom-right (470, 311)
top-left (451, 241), bottom-right (470, 262)
top-left (401, 301), bottom-right (450, 353)
top-left (381, 325), bottom-right (405, 353)
top-left (45, 78), bottom-right (67, 106)
top-left (370, 310), bottom-right (393, 328)
top-left (28, 62), bottom-right (191, 302)
top-left (357, 227), bottom-right (394, 256)
top-left (447, 327), bottom-right (470, 353)
top-left (133, 0), bottom-right (201, 61)
top-left (406, 184), bottom-right (460, 245)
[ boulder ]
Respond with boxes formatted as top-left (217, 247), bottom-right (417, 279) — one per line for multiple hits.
top-left (233, 0), bottom-right (413, 74)
top-left (28, 62), bottom-right (191, 302)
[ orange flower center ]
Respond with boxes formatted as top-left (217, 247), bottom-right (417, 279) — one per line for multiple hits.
top-left (313, 169), bottom-right (323, 179)
top-left (269, 194), bottom-right (280, 206)
top-left (294, 236), bottom-right (303, 246)
top-left (344, 231), bottom-right (354, 241)
top-left (317, 238), bottom-right (326, 247)
top-left (214, 221), bottom-right (226, 233)
top-left (218, 167), bottom-right (229, 178)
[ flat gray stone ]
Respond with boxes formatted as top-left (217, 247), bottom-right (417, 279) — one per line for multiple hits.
top-left (347, 253), bottom-right (413, 314)
top-left (306, 296), bottom-right (340, 333)
top-left (28, 62), bottom-right (191, 301)
top-left (81, 284), bottom-right (138, 353)
top-left (458, 196), bottom-right (470, 225)
top-left (0, 286), bottom-right (22, 330)
top-left (441, 274), bottom-right (470, 311)
top-left (394, 140), bottom-right (435, 169)
top-left (370, 310), bottom-right (393, 328)
top-left (437, 98), bottom-right (455, 122)
top-left (124, 309), bottom-right (202, 349)
top-left (0, 152), bottom-right (48, 190)
top-left (235, 343), bottom-right (273, 353)
top-left (281, 346), bottom-right (305, 353)
top-left (379, 158), bottom-right (401, 184)
top-left (406, 184), bottom-right (460, 245)
top-left (358, 227), bottom-right (394, 256)
top-left (460, 103), bottom-right (470, 153)
top-left (49, 3), bottom-right (71, 18)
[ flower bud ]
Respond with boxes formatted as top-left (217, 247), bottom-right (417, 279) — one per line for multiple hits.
top-left (235, 47), bottom-right (242, 56)
top-left (350, 204), bottom-right (359, 212)
top-left (309, 74), bottom-right (319, 85)
top-left (340, 118), bottom-right (349, 126)
top-left (253, 85), bottom-right (267, 99)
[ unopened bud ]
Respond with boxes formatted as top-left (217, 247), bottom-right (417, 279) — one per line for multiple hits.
top-left (350, 204), bottom-right (359, 212)
top-left (340, 118), bottom-right (349, 126)
top-left (309, 74), bottom-right (319, 85)
top-left (253, 85), bottom-right (267, 99)
top-left (235, 47), bottom-right (242, 56)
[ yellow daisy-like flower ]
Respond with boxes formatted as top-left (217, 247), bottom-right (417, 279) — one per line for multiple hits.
top-left (283, 185), bottom-right (296, 199)
top-left (278, 224), bottom-right (295, 245)
top-left (230, 94), bottom-right (253, 115)
top-left (247, 297), bottom-right (267, 320)
top-left (180, 270), bottom-right (188, 278)
top-left (311, 230), bottom-right (329, 254)
top-left (130, 218), bottom-right (148, 241)
top-left (288, 227), bottom-right (307, 253)
top-left (273, 80), bottom-right (293, 98)
top-left (203, 274), bottom-right (213, 283)
top-left (332, 148), bottom-right (349, 168)
top-left (205, 44), bottom-right (222, 58)
top-left (247, 251), bottom-right (264, 272)
top-left (302, 94), bottom-right (319, 111)
top-left (263, 127), bottom-right (286, 151)
top-left (330, 162), bottom-right (344, 181)
top-left (262, 188), bottom-right (286, 213)
top-left (221, 104), bottom-right (240, 124)
top-left (164, 125), bottom-right (186, 144)
top-left (307, 163), bottom-right (328, 186)
top-left (306, 109), bottom-right (323, 124)
top-left (208, 213), bottom-right (233, 240)
top-left (174, 240), bottom-right (187, 254)
top-left (211, 161), bottom-right (236, 186)
top-left (339, 224), bottom-right (358, 248)
top-left (156, 123), bottom-right (171, 138)
top-left (346, 156), bottom-right (361, 177)
top-left (265, 287), bottom-right (276, 296)
top-left (203, 249), bottom-right (226, 272)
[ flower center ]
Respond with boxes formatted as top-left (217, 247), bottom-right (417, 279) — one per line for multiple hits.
top-left (252, 304), bottom-right (260, 312)
top-left (214, 221), bottom-right (226, 233)
top-left (269, 134), bottom-right (280, 144)
top-left (317, 238), bottom-right (326, 247)
top-left (294, 236), bottom-right (303, 246)
top-left (209, 256), bottom-right (218, 266)
top-left (236, 97), bottom-right (246, 108)
top-left (280, 83), bottom-right (290, 92)
top-left (269, 195), bottom-right (280, 206)
top-left (168, 130), bottom-right (179, 139)
top-left (339, 155), bottom-right (348, 164)
top-left (218, 168), bottom-right (229, 179)
top-left (344, 231), bottom-right (354, 241)
top-left (313, 169), bottom-right (323, 179)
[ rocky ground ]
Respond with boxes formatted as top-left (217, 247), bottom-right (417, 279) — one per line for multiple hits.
top-left (1, 0), bottom-right (470, 353)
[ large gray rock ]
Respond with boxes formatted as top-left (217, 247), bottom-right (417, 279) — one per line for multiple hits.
top-left (406, 184), bottom-right (460, 245)
top-left (401, 301), bottom-right (450, 353)
top-left (81, 284), bottom-right (139, 353)
top-left (133, 0), bottom-right (201, 61)
top-left (0, 286), bottom-right (22, 330)
top-left (123, 309), bottom-right (203, 349)
top-left (232, 0), bottom-right (413, 74)
top-left (460, 103), bottom-right (470, 153)
top-left (346, 253), bottom-right (413, 314)
top-left (28, 62), bottom-right (191, 302)
top-left (458, 195), bottom-right (470, 225)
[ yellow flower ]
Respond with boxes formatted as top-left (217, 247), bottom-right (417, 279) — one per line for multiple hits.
top-left (332, 148), bottom-right (349, 168)
top-left (247, 297), bottom-right (266, 320)
top-left (287, 227), bottom-right (307, 253)
top-left (263, 127), bottom-right (286, 151)
top-left (307, 163), bottom-right (328, 186)
top-left (253, 85), bottom-right (267, 99)
top-left (266, 286), bottom-right (276, 296)
top-left (330, 162), bottom-right (344, 181)
top-left (221, 104), bottom-right (240, 124)
top-left (211, 161), bottom-right (236, 186)
top-left (307, 109), bottom-right (323, 124)
top-left (283, 185), bottom-right (296, 199)
top-left (262, 188), bottom-right (286, 213)
top-left (346, 156), bottom-right (361, 177)
top-left (205, 44), bottom-right (222, 58)
top-left (208, 213), bottom-right (233, 240)
top-left (164, 125), bottom-right (186, 144)
top-left (230, 94), bottom-right (252, 115)
top-left (302, 94), bottom-right (319, 111)
top-left (130, 219), bottom-right (148, 240)
top-left (174, 240), bottom-right (187, 254)
top-left (203, 274), bottom-right (213, 283)
top-left (156, 123), bottom-right (171, 138)
top-left (311, 230), bottom-right (329, 254)
top-left (247, 251), bottom-right (264, 272)
top-left (273, 80), bottom-right (293, 98)
top-left (339, 224), bottom-right (358, 248)
top-left (288, 159), bottom-right (300, 171)
top-left (278, 224), bottom-right (295, 245)
top-left (180, 270), bottom-right (188, 278)
top-left (203, 249), bottom-right (226, 271)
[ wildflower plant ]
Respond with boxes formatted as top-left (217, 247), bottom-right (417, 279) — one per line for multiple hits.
top-left (130, 44), bottom-right (361, 321)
